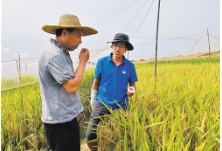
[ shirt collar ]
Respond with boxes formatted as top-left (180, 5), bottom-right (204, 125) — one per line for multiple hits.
top-left (108, 53), bottom-right (126, 64)
top-left (50, 38), bottom-right (70, 57)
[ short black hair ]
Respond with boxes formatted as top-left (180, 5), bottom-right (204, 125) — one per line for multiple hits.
top-left (56, 28), bottom-right (76, 37)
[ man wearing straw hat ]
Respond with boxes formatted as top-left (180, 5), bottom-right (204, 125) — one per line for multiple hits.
top-left (38, 14), bottom-right (97, 151)
top-left (86, 33), bottom-right (138, 151)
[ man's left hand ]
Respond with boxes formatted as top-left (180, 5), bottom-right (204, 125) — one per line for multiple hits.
top-left (127, 86), bottom-right (135, 97)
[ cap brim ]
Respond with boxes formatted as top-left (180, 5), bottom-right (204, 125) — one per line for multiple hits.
top-left (107, 40), bottom-right (134, 51)
top-left (42, 25), bottom-right (98, 36)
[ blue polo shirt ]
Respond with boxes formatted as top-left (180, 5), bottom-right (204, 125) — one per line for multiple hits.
top-left (95, 53), bottom-right (138, 109)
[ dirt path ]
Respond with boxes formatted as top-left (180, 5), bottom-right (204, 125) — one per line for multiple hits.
top-left (25, 143), bottom-right (91, 151)
top-left (81, 143), bottom-right (91, 151)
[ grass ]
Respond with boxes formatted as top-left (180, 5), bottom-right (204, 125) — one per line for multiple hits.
top-left (94, 62), bottom-right (220, 151)
top-left (140, 56), bottom-right (220, 65)
top-left (1, 57), bottom-right (220, 151)
top-left (1, 76), bottom-right (38, 91)
top-left (1, 72), bottom-right (94, 151)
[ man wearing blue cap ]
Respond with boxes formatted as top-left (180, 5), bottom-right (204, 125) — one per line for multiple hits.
top-left (86, 33), bottom-right (138, 151)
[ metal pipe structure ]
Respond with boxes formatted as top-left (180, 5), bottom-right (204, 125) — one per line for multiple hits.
top-left (207, 28), bottom-right (211, 63)
top-left (154, 0), bottom-right (161, 91)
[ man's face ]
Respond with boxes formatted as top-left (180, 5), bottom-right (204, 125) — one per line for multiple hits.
top-left (112, 42), bottom-right (127, 58)
top-left (63, 29), bottom-right (83, 51)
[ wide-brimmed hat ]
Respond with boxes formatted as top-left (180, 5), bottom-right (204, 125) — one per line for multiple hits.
top-left (107, 33), bottom-right (134, 50)
top-left (42, 14), bottom-right (98, 36)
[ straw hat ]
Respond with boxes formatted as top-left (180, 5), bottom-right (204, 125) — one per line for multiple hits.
top-left (42, 14), bottom-right (98, 36)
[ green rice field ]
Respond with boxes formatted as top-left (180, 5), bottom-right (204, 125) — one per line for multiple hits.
top-left (1, 56), bottom-right (220, 151)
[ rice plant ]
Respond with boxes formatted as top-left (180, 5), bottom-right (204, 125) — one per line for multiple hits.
top-left (94, 62), bottom-right (220, 151)
top-left (1, 71), bottom-right (94, 151)
top-left (1, 58), bottom-right (220, 151)
top-left (1, 76), bottom-right (38, 91)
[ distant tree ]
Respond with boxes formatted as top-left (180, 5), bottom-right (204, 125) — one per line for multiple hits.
top-left (139, 59), bottom-right (146, 61)
top-left (130, 60), bottom-right (135, 62)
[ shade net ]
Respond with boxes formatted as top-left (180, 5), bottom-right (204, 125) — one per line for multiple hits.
top-left (1, 0), bottom-right (220, 89)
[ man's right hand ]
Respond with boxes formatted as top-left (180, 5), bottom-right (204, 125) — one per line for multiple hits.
top-left (62, 48), bottom-right (89, 94)
top-left (79, 48), bottom-right (89, 63)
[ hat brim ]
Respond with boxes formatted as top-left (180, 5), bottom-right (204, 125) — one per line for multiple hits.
top-left (42, 25), bottom-right (98, 36)
top-left (107, 40), bottom-right (134, 51)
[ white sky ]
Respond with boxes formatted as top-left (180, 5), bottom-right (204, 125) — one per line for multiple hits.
top-left (1, 0), bottom-right (220, 62)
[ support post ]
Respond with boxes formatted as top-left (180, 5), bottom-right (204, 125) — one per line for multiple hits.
top-left (207, 28), bottom-right (211, 63)
top-left (16, 59), bottom-right (20, 83)
top-left (18, 55), bottom-right (21, 83)
top-left (154, 0), bottom-right (161, 91)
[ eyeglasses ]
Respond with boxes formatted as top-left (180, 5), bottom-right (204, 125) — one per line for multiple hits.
top-left (113, 43), bottom-right (126, 49)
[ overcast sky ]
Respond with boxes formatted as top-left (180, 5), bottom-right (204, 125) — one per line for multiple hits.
top-left (1, 0), bottom-right (220, 62)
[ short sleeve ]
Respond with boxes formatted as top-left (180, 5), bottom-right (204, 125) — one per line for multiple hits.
top-left (94, 59), bottom-right (102, 79)
top-left (47, 55), bottom-right (75, 85)
top-left (129, 64), bottom-right (138, 83)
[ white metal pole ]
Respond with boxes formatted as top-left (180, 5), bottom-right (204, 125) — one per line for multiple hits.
top-left (154, 0), bottom-right (161, 91)
top-left (18, 55), bottom-right (21, 83)
top-left (207, 28), bottom-right (211, 63)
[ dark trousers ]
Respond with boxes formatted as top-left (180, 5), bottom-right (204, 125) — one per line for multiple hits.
top-left (86, 101), bottom-right (111, 141)
top-left (44, 117), bottom-right (80, 151)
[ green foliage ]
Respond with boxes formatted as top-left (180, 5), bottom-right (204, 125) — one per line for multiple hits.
top-left (1, 58), bottom-right (220, 150)
top-left (95, 61), bottom-right (220, 151)
top-left (1, 72), bottom-right (94, 151)
top-left (139, 59), bottom-right (146, 61)
top-left (1, 76), bottom-right (38, 91)
top-left (138, 56), bottom-right (220, 66)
